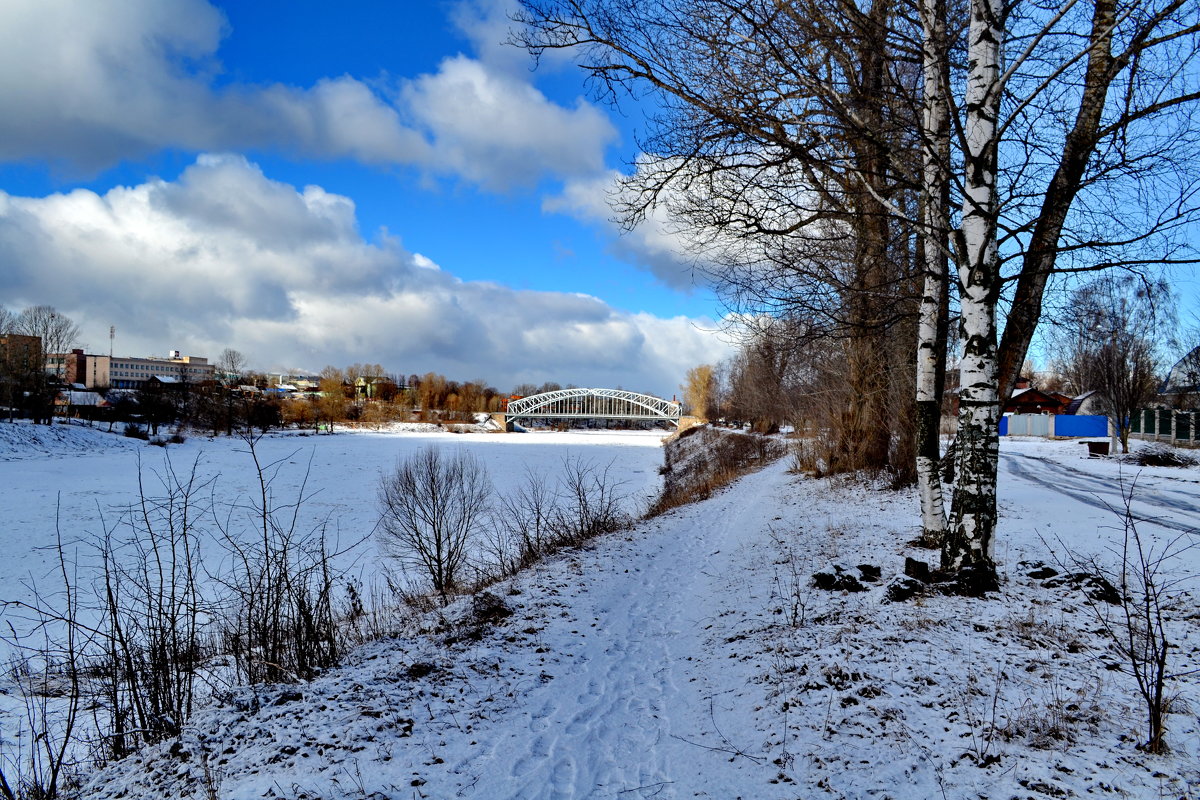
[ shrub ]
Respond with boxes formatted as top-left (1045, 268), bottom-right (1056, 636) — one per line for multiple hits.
top-left (649, 427), bottom-right (786, 516)
top-left (377, 447), bottom-right (491, 604)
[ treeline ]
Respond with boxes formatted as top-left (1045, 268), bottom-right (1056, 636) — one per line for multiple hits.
top-left (122, 369), bottom-right (578, 436)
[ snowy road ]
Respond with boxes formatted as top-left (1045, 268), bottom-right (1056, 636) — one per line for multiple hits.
top-left (1000, 446), bottom-right (1200, 535)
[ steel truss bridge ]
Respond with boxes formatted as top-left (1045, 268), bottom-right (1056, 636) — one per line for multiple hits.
top-left (504, 388), bottom-right (682, 425)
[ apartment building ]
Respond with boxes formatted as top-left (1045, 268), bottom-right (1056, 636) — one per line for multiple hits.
top-left (53, 349), bottom-right (215, 389)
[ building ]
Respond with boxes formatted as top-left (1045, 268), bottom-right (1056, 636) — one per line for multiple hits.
top-left (1003, 387), bottom-right (1068, 415)
top-left (51, 349), bottom-right (215, 390)
top-left (1, 334), bottom-right (42, 371)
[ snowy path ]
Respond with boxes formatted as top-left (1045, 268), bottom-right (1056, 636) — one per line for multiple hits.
top-left (443, 460), bottom-right (796, 799)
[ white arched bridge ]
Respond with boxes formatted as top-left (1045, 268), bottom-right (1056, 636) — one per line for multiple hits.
top-left (501, 388), bottom-right (683, 427)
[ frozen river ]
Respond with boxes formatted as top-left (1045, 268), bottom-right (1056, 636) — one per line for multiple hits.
top-left (0, 424), bottom-right (668, 611)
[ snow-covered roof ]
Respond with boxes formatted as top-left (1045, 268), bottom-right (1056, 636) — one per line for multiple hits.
top-left (61, 391), bottom-right (101, 406)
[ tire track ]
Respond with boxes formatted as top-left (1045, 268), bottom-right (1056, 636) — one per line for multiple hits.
top-left (1002, 451), bottom-right (1200, 534)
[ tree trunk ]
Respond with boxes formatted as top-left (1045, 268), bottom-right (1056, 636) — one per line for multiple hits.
top-left (834, 0), bottom-right (896, 475)
top-left (916, 0), bottom-right (951, 543)
top-left (994, 0), bottom-right (1117, 402)
top-left (943, 0), bottom-right (1002, 590)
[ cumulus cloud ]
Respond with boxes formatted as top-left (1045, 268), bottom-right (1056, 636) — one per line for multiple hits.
top-left (0, 0), bottom-right (614, 188)
top-left (405, 56), bottom-right (615, 190)
top-left (0, 155), bottom-right (728, 396)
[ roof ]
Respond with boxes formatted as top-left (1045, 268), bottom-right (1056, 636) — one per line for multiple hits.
top-left (1063, 390), bottom-right (1098, 415)
top-left (1163, 346), bottom-right (1200, 393)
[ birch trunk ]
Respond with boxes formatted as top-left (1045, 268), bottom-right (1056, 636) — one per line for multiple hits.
top-left (916, 0), bottom-right (951, 544)
top-left (943, 0), bottom-right (1003, 586)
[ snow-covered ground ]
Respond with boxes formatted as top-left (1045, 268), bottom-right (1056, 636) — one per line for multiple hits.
top-left (4, 425), bottom-right (1200, 798)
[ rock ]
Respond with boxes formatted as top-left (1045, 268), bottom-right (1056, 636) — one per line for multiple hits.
top-left (884, 576), bottom-right (926, 603)
top-left (856, 563), bottom-right (882, 582)
top-left (904, 557), bottom-right (931, 583)
top-left (1026, 564), bottom-right (1059, 580)
top-left (812, 565), bottom-right (867, 593)
top-left (935, 564), bottom-right (999, 597)
top-left (1044, 572), bottom-right (1121, 605)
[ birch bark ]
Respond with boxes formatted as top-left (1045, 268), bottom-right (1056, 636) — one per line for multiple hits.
top-left (943, 0), bottom-right (1003, 585)
top-left (916, 0), bottom-right (952, 544)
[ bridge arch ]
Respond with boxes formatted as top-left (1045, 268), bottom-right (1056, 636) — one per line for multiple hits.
top-left (504, 388), bottom-right (682, 424)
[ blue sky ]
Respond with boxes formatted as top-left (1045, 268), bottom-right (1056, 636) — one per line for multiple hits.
top-left (0, 0), bottom-right (730, 397)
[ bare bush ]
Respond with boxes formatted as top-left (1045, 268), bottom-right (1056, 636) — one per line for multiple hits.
top-left (493, 467), bottom-right (557, 566)
top-left (377, 447), bottom-right (492, 604)
top-left (549, 457), bottom-right (629, 545)
top-left (1054, 479), bottom-right (1195, 754)
top-left (214, 432), bottom-right (346, 684)
top-left (0, 530), bottom-right (84, 800)
top-left (0, 436), bottom-right (362, 791)
top-left (1127, 445), bottom-right (1198, 468)
top-left (91, 456), bottom-right (212, 759)
top-left (650, 428), bottom-right (786, 516)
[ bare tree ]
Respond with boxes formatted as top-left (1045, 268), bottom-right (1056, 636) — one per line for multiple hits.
top-left (316, 366), bottom-right (348, 430)
top-left (516, 0), bottom-right (1200, 590)
top-left (15, 306), bottom-right (79, 379)
top-left (1054, 479), bottom-right (1195, 754)
top-left (377, 447), bottom-right (492, 604)
top-left (682, 364), bottom-right (716, 421)
top-left (217, 348), bottom-right (247, 385)
top-left (939, 0), bottom-right (1200, 581)
top-left (1052, 275), bottom-right (1172, 452)
top-left (516, 0), bottom-right (925, 476)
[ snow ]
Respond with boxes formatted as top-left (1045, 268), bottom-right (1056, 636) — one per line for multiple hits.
top-left (0, 422), bottom-right (666, 607)
top-left (2, 425), bottom-right (1199, 798)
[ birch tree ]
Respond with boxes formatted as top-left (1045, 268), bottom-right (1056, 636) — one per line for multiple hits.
top-left (932, 0), bottom-right (1200, 582)
top-left (915, 0), bottom-right (953, 544)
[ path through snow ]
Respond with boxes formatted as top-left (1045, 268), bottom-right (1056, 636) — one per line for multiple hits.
top-left (449, 457), bottom-right (796, 798)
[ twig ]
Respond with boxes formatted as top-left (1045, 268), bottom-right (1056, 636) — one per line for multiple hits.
top-left (668, 699), bottom-right (766, 765)
top-left (617, 780), bottom-right (675, 795)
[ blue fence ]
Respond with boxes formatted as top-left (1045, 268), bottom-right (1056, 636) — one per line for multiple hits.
top-left (1052, 415), bottom-right (1108, 437)
top-left (1000, 414), bottom-right (1108, 437)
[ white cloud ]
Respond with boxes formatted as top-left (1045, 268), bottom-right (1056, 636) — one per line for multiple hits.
top-left (0, 0), bottom-right (614, 191)
top-left (546, 171), bottom-right (703, 291)
top-left (404, 56), bottom-right (616, 190)
top-left (0, 155), bottom-right (729, 396)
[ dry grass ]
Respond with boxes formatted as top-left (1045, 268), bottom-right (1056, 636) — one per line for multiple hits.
top-left (647, 426), bottom-right (787, 517)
